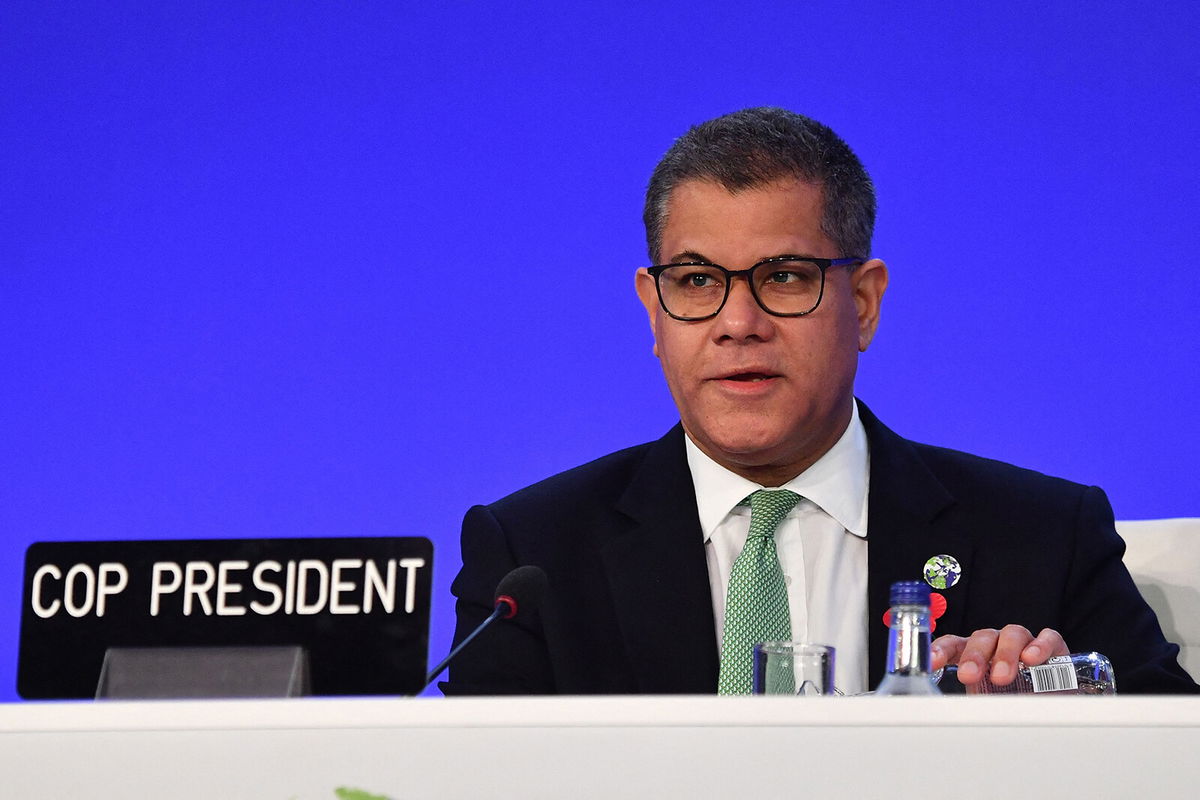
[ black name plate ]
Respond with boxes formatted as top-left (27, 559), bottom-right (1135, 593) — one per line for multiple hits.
top-left (18, 537), bottom-right (433, 699)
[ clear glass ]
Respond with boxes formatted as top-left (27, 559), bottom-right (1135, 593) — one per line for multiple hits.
top-left (753, 642), bottom-right (836, 695)
top-left (874, 603), bottom-right (942, 696)
top-left (939, 652), bottom-right (1116, 695)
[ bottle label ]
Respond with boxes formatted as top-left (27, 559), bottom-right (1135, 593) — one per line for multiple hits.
top-left (1028, 661), bottom-right (1079, 692)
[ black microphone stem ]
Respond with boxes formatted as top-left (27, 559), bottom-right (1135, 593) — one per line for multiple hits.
top-left (423, 604), bottom-right (505, 689)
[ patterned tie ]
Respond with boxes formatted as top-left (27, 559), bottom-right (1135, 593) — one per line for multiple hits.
top-left (717, 488), bottom-right (802, 694)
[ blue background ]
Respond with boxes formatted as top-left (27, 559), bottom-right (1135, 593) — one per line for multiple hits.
top-left (3, 2), bottom-right (1197, 700)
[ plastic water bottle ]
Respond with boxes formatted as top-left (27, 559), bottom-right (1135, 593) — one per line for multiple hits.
top-left (953, 652), bottom-right (1116, 695)
top-left (874, 580), bottom-right (942, 695)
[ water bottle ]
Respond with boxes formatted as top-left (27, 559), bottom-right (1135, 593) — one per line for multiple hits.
top-left (949, 652), bottom-right (1116, 695)
top-left (874, 580), bottom-right (942, 695)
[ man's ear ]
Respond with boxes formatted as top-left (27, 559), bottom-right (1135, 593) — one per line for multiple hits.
top-left (635, 268), bottom-right (661, 358)
top-left (851, 259), bottom-right (888, 352)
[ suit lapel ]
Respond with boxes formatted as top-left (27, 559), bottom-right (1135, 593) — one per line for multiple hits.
top-left (601, 425), bottom-right (719, 693)
top-left (860, 402), bottom-right (971, 687)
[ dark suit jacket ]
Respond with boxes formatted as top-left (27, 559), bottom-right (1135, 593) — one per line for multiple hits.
top-left (444, 402), bottom-right (1196, 694)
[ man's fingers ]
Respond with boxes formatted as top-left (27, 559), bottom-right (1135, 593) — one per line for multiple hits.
top-left (928, 627), bottom-right (1071, 688)
top-left (931, 634), bottom-right (967, 671)
top-left (1020, 628), bottom-right (1069, 666)
top-left (951, 628), bottom-right (1000, 684)
top-left (989, 625), bottom-right (1034, 685)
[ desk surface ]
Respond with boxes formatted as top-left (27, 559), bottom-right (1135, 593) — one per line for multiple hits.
top-left (4, 696), bottom-right (1199, 799)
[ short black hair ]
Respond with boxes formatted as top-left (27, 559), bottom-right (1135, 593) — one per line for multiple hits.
top-left (643, 107), bottom-right (875, 263)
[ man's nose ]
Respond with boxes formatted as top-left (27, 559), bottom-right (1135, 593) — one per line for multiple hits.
top-left (712, 277), bottom-right (774, 341)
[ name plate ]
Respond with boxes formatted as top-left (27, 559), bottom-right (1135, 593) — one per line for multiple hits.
top-left (18, 537), bottom-right (433, 699)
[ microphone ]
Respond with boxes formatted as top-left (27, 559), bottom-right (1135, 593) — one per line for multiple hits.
top-left (422, 565), bottom-right (548, 691)
top-left (492, 564), bottom-right (548, 621)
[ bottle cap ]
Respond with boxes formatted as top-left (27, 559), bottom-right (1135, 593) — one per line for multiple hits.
top-left (889, 580), bottom-right (930, 606)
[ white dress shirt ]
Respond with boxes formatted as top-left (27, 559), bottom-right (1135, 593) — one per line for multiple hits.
top-left (685, 401), bottom-right (871, 695)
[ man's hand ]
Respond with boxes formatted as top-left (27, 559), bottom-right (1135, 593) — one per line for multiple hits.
top-left (931, 626), bottom-right (1069, 686)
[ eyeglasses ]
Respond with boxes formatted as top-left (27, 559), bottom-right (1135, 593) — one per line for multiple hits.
top-left (645, 256), bottom-right (863, 321)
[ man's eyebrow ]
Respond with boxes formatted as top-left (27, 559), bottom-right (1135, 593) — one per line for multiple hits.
top-left (665, 250), bottom-right (823, 265)
top-left (666, 250), bottom-right (711, 264)
top-left (770, 252), bottom-right (821, 260)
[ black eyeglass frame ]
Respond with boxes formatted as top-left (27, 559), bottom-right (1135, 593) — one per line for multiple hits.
top-left (645, 255), bottom-right (864, 321)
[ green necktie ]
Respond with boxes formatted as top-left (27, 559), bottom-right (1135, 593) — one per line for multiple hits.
top-left (717, 488), bottom-right (801, 695)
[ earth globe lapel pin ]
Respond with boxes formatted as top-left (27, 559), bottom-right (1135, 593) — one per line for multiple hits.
top-left (923, 554), bottom-right (962, 590)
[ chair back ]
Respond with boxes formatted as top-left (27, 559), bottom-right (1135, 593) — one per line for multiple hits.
top-left (1117, 518), bottom-right (1200, 682)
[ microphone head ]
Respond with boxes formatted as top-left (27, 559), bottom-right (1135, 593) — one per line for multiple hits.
top-left (493, 565), bottom-right (548, 620)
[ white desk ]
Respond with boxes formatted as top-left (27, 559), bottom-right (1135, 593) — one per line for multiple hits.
top-left (2, 696), bottom-right (1198, 798)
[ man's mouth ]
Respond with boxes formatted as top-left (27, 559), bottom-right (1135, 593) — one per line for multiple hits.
top-left (715, 370), bottom-right (781, 383)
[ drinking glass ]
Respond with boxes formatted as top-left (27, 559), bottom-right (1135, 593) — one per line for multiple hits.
top-left (752, 642), bottom-right (836, 695)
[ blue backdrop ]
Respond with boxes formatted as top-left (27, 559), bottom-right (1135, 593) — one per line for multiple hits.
top-left (3, 2), bottom-right (1197, 700)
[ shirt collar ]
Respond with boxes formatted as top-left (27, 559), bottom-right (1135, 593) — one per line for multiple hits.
top-left (685, 400), bottom-right (870, 541)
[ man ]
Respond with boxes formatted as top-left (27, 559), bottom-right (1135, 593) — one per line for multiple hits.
top-left (443, 107), bottom-right (1196, 695)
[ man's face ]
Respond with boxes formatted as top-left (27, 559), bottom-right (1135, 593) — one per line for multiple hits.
top-left (636, 178), bottom-right (888, 485)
